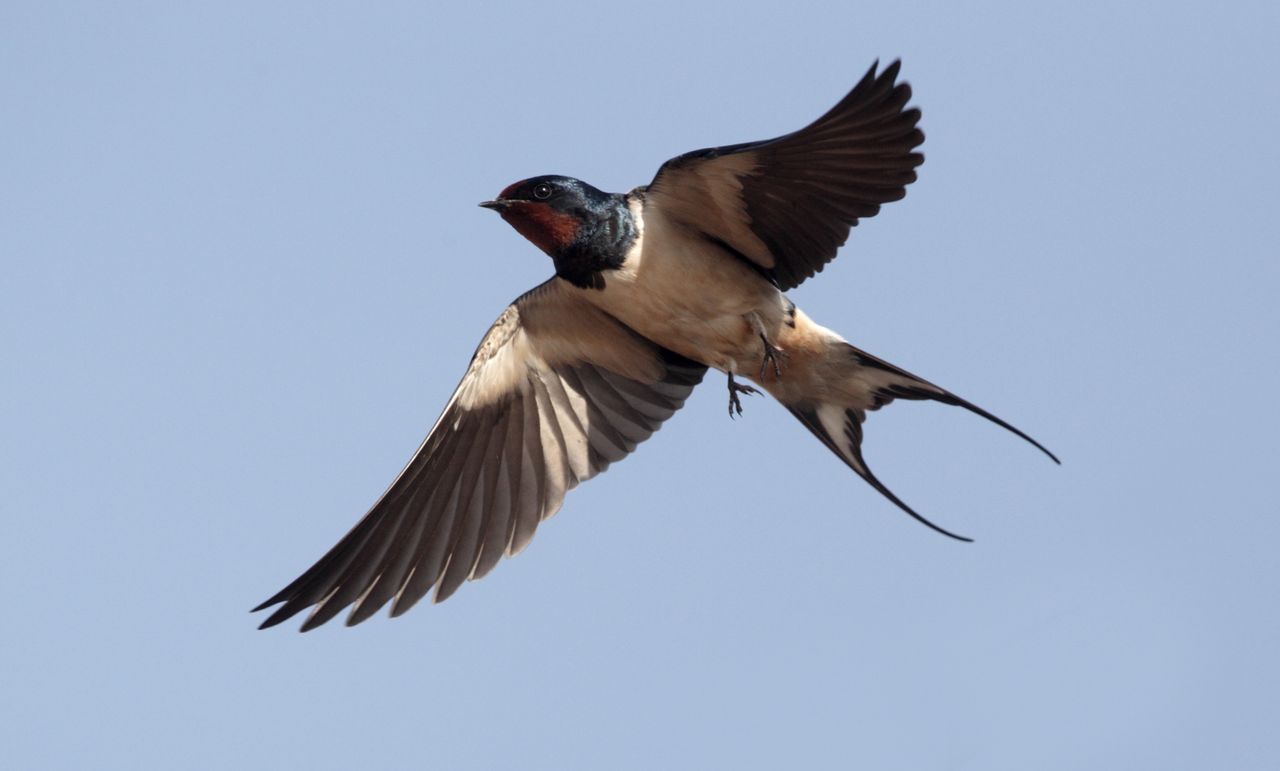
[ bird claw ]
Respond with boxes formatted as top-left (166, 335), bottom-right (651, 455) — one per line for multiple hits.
top-left (758, 335), bottom-right (789, 381)
top-left (727, 373), bottom-right (759, 418)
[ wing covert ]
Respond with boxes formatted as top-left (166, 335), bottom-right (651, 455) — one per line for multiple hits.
top-left (646, 60), bottom-right (924, 290)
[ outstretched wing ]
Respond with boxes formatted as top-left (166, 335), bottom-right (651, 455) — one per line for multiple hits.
top-left (254, 279), bottom-right (706, 631)
top-left (645, 60), bottom-right (924, 290)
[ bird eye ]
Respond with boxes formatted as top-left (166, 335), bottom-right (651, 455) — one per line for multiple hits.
top-left (532, 183), bottom-right (554, 200)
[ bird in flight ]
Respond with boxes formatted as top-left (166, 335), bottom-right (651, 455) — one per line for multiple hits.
top-left (254, 60), bottom-right (1058, 631)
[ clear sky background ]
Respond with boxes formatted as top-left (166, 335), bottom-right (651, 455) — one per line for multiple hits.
top-left (3, 2), bottom-right (1278, 769)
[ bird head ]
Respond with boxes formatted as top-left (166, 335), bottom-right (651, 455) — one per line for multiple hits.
top-left (479, 175), bottom-right (608, 258)
top-left (481, 175), bottom-right (635, 289)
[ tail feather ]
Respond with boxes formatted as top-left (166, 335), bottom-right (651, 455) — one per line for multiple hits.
top-left (783, 343), bottom-right (1058, 540)
top-left (846, 345), bottom-right (1060, 465)
top-left (787, 403), bottom-right (974, 542)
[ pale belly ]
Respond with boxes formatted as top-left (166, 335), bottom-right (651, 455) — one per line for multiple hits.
top-left (595, 288), bottom-right (758, 374)
top-left (581, 202), bottom-right (789, 376)
top-left (574, 198), bottom-right (846, 402)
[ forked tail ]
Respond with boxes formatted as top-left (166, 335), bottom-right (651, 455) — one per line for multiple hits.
top-left (784, 343), bottom-right (1059, 541)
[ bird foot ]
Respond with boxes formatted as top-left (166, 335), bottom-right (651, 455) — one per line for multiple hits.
top-left (726, 373), bottom-right (759, 419)
top-left (759, 335), bottom-right (789, 381)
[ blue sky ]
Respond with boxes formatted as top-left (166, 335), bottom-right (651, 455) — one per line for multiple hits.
top-left (3, 2), bottom-right (1278, 769)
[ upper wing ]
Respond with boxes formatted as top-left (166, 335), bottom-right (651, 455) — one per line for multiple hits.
top-left (645, 60), bottom-right (924, 290)
top-left (254, 279), bottom-right (706, 631)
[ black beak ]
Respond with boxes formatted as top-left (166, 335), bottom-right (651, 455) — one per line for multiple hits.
top-left (478, 199), bottom-right (510, 211)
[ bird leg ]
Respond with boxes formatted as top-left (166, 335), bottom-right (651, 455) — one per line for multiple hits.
top-left (758, 333), bottom-right (789, 381)
top-left (746, 312), bottom-right (788, 382)
top-left (726, 371), bottom-right (759, 419)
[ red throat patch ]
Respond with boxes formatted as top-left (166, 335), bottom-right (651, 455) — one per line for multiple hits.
top-left (501, 203), bottom-right (581, 255)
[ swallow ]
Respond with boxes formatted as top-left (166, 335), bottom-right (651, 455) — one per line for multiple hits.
top-left (254, 60), bottom-right (1058, 631)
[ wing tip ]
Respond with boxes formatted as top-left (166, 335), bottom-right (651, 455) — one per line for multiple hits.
top-left (254, 604), bottom-right (297, 631)
top-left (250, 597), bottom-right (278, 614)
